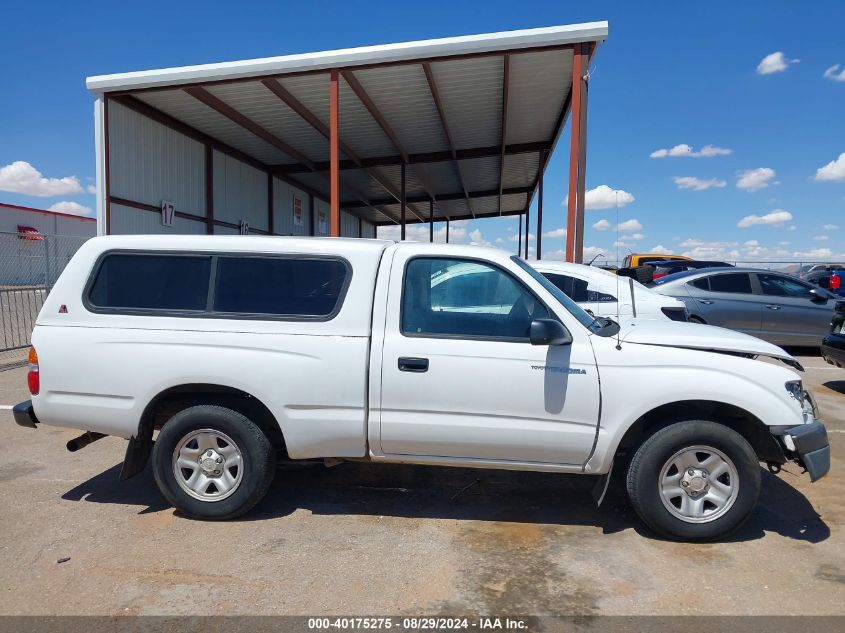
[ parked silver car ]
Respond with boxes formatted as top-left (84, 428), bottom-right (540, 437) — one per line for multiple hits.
top-left (652, 267), bottom-right (838, 346)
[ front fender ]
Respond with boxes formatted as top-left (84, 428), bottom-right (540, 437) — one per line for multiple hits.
top-left (585, 343), bottom-right (803, 473)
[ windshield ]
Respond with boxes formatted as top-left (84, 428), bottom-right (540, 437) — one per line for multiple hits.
top-left (511, 256), bottom-right (597, 329)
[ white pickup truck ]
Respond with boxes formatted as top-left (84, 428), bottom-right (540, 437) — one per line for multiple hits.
top-left (14, 236), bottom-right (829, 541)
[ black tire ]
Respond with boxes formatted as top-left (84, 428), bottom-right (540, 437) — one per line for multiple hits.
top-left (152, 404), bottom-right (276, 520)
top-left (626, 420), bottom-right (761, 541)
top-left (688, 315), bottom-right (706, 324)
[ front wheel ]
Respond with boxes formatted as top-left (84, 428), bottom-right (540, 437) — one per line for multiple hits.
top-left (152, 405), bottom-right (276, 519)
top-left (626, 420), bottom-right (761, 541)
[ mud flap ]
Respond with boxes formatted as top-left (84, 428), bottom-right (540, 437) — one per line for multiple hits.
top-left (119, 434), bottom-right (154, 480)
top-left (591, 460), bottom-right (614, 507)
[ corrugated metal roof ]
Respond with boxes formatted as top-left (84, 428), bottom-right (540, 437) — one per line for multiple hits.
top-left (506, 49), bottom-right (572, 145)
top-left (351, 64), bottom-right (450, 155)
top-left (97, 22), bottom-right (607, 226)
top-left (430, 56), bottom-right (504, 150)
top-left (136, 89), bottom-right (293, 165)
top-left (88, 22), bottom-right (607, 91)
top-left (207, 81), bottom-right (330, 162)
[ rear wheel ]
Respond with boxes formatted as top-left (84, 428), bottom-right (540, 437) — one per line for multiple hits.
top-left (688, 315), bottom-right (706, 324)
top-left (152, 405), bottom-right (275, 519)
top-left (626, 420), bottom-right (761, 541)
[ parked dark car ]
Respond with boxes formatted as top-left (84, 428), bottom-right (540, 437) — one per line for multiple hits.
top-left (798, 263), bottom-right (845, 280)
top-left (649, 259), bottom-right (734, 281)
top-left (822, 301), bottom-right (845, 368)
top-left (652, 267), bottom-right (838, 346)
top-left (805, 266), bottom-right (845, 297)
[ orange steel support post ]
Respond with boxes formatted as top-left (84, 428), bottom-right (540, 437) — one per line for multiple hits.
top-left (574, 46), bottom-right (591, 263)
top-left (565, 44), bottom-right (586, 262)
top-left (329, 70), bottom-right (341, 237)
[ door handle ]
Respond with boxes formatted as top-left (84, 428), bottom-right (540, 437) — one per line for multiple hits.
top-left (398, 357), bottom-right (429, 372)
top-left (699, 300), bottom-right (714, 305)
top-left (765, 304), bottom-right (781, 310)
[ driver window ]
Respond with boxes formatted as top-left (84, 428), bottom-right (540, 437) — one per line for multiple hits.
top-left (402, 257), bottom-right (550, 340)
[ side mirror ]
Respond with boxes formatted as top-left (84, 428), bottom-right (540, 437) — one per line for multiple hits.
top-left (809, 288), bottom-right (829, 303)
top-left (529, 319), bottom-right (572, 346)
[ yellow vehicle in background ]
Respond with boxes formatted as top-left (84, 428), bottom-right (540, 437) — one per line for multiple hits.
top-left (623, 253), bottom-right (691, 268)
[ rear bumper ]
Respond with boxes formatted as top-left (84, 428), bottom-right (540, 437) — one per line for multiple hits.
top-left (13, 400), bottom-right (39, 429)
top-left (773, 420), bottom-right (830, 482)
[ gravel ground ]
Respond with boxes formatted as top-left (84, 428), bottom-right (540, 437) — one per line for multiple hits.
top-left (0, 353), bottom-right (843, 616)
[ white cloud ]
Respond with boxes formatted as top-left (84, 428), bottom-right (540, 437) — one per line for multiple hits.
top-left (617, 218), bottom-right (643, 232)
top-left (814, 153), bottom-right (845, 182)
top-left (565, 185), bottom-right (635, 210)
top-left (509, 232), bottom-right (535, 243)
top-left (823, 64), bottom-right (845, 82)
top-left (793, 247), bottom-right (833, 260)
top-left (86, 184), bottom-right (98, 194)
top-left (542, 228), bottom-right (567, 238)
top-left (673, 176), bottom-right (727, 191)
top-left (592, 219), bottom-right (611, 231)
top-left (649, 245), bottom-right (672, 255)
top-left (624, 233), bottom-right (644, 241)
top-left (48, 201), bottom-right (92, 216)
top-left (0, 161), bottom-right (84, 197)
top-left (813, 235), bottom-right (829, 241)
top-left (581, 246), bottom-right (605, 263)
top-left (469, 229), bottom-right (491, 246)
top-left (737, 209), bottom-right (793, 228)
top-left (736, 167), bottom-right (776, 191)
top-left (823, 224), bottom-right (839, 230)
top-left (649, 144), bottom-right (732, 159)
top-left (378, 222), bottom-right (467, 243)
top-left (757, 51), bottom-right (799, 75)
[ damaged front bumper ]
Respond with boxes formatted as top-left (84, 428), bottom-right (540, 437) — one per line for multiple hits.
top-left (771, 420), bottom-right (831, 482)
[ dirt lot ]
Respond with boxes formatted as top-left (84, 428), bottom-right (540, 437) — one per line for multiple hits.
top-left (1, 353), bottom-right (844, 616)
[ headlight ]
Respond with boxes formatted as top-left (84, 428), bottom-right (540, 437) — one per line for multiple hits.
top-left (785, 380), bottom-right (804, 405)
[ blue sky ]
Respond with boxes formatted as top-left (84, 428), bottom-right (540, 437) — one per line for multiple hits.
top-left (1, 0), bottom-right (843, 263)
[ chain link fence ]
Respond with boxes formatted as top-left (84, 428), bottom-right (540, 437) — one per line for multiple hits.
top-left (1, 231), bottom-right (91, 367)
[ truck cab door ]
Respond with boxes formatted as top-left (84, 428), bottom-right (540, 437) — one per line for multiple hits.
top-left (371, 252), bottom-right (601, 467)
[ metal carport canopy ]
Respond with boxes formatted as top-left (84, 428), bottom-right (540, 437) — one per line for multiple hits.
top-left (87, 21), bottom-right (607, 249)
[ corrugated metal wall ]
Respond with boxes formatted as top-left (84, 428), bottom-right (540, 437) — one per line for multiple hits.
top-left (0, 205), bottom-right (96, 238)
top-left (272, 177), bottom-right (311, 236)
top-left (313, 199), bottom-right (330, 237)
top-left (110, 203), bottom-right (206, 235)
top-left (109, 102), bottom-right (205, 216)
top-left (360, 221), bottom-right (376, 239)
top-left (340, 211), bottom-right (359, 238)
top-left (107, 102), bottom-right (376, 238)
top-left (212, 151), bottom-right (268, 232)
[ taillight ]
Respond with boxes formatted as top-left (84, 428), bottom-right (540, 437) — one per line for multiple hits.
top-left (831, 274), bottom-right (841, 290)
top-left (27, 347), bottom-right (39, 395)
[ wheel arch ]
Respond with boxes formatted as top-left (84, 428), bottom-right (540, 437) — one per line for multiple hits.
top-left (612, 399), bottom-right (786, 466)
top-left (120, 383), bottom-right (286, 481)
